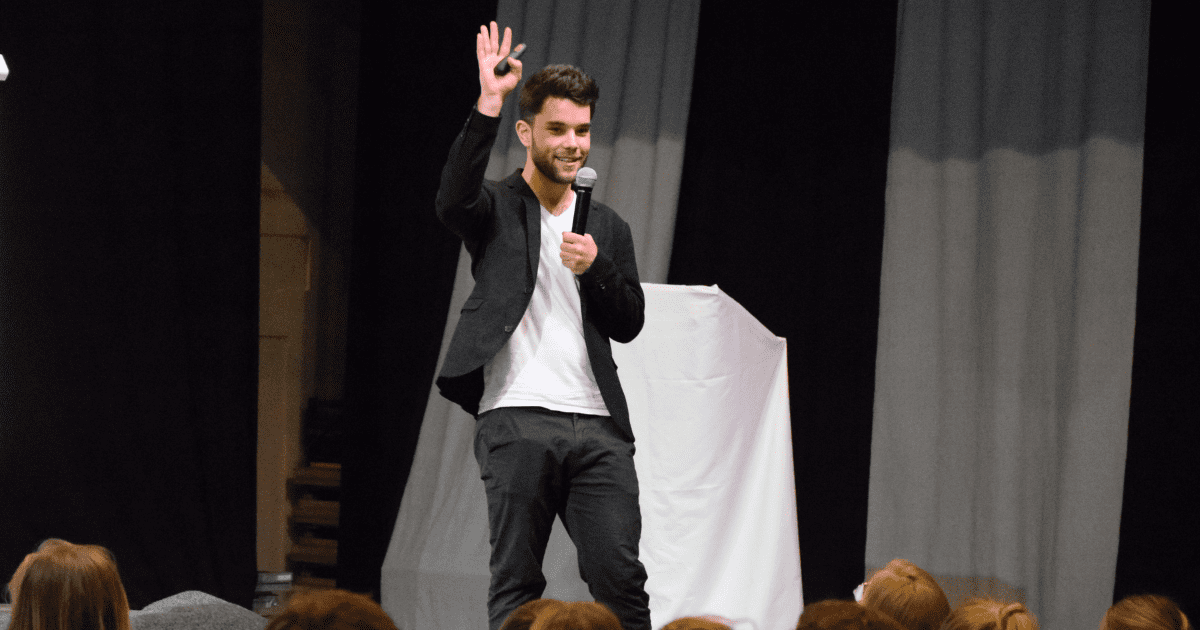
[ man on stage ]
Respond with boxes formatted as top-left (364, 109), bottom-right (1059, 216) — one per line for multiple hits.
top-left (433, 21), bottom-right (652, 630)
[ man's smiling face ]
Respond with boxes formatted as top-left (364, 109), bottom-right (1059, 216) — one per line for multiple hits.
top-left (524, 96), bottom-right (591, 185)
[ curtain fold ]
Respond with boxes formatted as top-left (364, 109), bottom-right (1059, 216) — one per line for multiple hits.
top-left (869, 2), bottom-right (1148, 629)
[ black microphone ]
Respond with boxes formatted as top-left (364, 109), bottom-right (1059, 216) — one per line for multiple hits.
top-left (494, 43), bottom-right (526, 76)
top-left (571, 167), bottom-right (597, 235)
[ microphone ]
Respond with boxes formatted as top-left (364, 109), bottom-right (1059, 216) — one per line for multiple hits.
top-left (571, 167), bottom-right (597, 235)
top-left (494, 43), bottom-right (526, 76)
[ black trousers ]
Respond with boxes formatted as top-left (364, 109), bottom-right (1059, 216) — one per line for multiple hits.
top-left (474, 406), bottom-right (651, 630)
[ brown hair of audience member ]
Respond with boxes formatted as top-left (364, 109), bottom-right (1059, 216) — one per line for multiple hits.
top-left (265, 589), bottom-right (398, 630)
top-left (662, 615), bottom-right (734, 630)
top-left (501, 599), bottom-right (564, 630)
top-left (940, 598), bottom-right (1038, 630)
top-left (862, 559), bottom-right (951, 630)
top-left (1102, 595), bottom-right (1191, 630)
top-left (7, 539), bottom-right (131, 630)
top-left (796, 599), bottom-right (907, 630)
top-left (529, 600), bottom-right (622, 630)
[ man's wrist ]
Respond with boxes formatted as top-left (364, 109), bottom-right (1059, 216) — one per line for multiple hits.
top-left (476, 93), bottom-right (506, 117)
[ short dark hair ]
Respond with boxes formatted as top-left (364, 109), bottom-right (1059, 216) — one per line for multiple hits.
top-left (501, 599), bottom-right (562, 630)
top-left (796, 600), bottom-right (907, 630)
top-left (519, 64), bottom-right (599, 123)
top-left (862, 559), bottom-right (950, 630)
top-left (265, 589), bottom-right (398, 630)
top-left (1103, 595), bottom-right (1191, 630)
top-left (529, 601), bottom-right (621, 630)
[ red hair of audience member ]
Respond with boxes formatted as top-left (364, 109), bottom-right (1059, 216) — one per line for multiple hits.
top-left (7, 539), bottom-right (131, 630)
top-left (662, 615), bottom-right (734, 630)
top-left (940, 598), bottom-right (1038, 630)
top-left (265, 589), bottom-right (398, 630)
top-left (861, 559), bottom-right (951, 630)
top-left (1102, 595), bottom-right (1191, 630)
top-left (528, 601), bottom-right (622, 630)
top-left (796, 599), bottom-right (907, 630)
top-left (500, 599), bottom-right (565, 630)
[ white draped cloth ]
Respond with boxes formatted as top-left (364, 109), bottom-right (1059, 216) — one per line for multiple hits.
top-left (382, 284), bottom-right (801, 630)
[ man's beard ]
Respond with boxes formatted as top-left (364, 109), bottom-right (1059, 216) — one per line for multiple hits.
top-left (532, 143), bottom-right (586, 185)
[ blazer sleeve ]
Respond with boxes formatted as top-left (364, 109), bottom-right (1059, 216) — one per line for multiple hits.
top-left (578, 217), bottom-right (645, 344)
top-left (435, 108), bottom-right (503, 244)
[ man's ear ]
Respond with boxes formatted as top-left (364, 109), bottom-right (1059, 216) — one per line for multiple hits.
top-left (515, 119), bottom-right (532, 147)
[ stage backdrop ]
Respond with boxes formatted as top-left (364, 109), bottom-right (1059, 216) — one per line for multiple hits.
top-left (868, 2), bottom-right (1149, 630)
top-left (382, 284), bottom-right (800, 629)
top-left (0, 0), bottom-right (260, 608)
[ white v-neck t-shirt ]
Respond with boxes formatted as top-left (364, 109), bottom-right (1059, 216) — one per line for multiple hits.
top-left (477, 192), bottom-right (610, 416)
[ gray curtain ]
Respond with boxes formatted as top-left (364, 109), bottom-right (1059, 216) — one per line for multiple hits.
top-left (380, 1), bottom-right (700, 627)
top-left (868, 3), bottom-right (1149, 630)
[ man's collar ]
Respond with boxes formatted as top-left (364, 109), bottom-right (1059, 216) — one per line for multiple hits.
top-left (502, 169), bottom-right (536, 197)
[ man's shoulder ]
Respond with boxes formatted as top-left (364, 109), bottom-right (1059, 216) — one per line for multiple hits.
top-left (485, 170), bottom-right (534, 199)
top-left (590, 199), bottom-right (631, 229)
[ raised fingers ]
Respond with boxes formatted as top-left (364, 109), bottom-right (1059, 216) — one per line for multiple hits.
top-left (499, 25), bottom-right (512, 58)
top-left (478, 22), bottom-right (514, 61)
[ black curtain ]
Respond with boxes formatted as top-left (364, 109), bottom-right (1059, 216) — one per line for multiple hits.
top-left (0, 2), bottom-right (260, 609)
top-left (336, 0), bottom-right (498, 597)
top-left (1114, 4), bottom-right (1199, 617)
top-left (667, 2), bottom-right (898, 602)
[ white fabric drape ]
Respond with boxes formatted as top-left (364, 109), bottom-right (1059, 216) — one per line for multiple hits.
top-left (616, 285), bottom-right (800, 630)
top-left (382, 282), bottom-right (802, 629)
top-left (868, 3), bottom-right (1148, 630)
top-left (381, 1), bottom-right (701, 627)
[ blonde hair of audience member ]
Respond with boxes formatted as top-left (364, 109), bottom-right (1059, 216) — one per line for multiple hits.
top-left (265, 588), bottom-right (398, 630)
top-left (1102, 595), bottom-right (1191, 630)
top-left (862, 559), bottom-right (951, 630)
top-left (662, 615), bottom-right (734, 630)
top-left (940, 598), bottom-right (1038, 630)
top-left (500, 599), bottom-right (565, 630)
top-left (796, 599), bottom-right (907, 630)
top-left (7, 539), bottom-right (131, 630)
top-left (528, 601), bottom-right (621, 630)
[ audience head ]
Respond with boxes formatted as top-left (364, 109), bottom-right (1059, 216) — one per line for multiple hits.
top-left (265, 589), bottom-right (398, 630)
top-left (797, 599), bottom-right (907, 630)
top-left (1102, 595), bottom-right (1191, 630)
top-left (861, 559), bottom-right (950, 630)
top-left (940, 598), bottom-right (1038, 630)
top-left (501, 599), bottom-right (564, 630)
top-left (662, 616), bottom-right (734, 630)
top-left (528, 600), bottom-right (621, 630)
top-left (7, 539), bottom-right (131, 630)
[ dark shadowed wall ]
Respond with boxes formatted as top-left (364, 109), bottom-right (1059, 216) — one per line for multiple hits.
top-left (0, 1), bottom-right (261, 608)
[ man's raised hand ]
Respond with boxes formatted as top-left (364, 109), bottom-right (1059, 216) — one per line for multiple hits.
top-left (476, 21), bottom-right (523, 116)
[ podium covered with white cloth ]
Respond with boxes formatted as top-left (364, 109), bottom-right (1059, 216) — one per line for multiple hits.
top-left (382, 284), bottom-right (801, 629)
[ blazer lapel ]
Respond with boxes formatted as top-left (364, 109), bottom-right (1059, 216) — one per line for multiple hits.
top-left (503, 171), bottom-right (541, 292)
top-left (523, 195), bottom-right (540, 292)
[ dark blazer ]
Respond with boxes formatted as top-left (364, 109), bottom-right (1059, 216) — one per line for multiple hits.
top-left (434, 109), bottom-right (645, 442)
